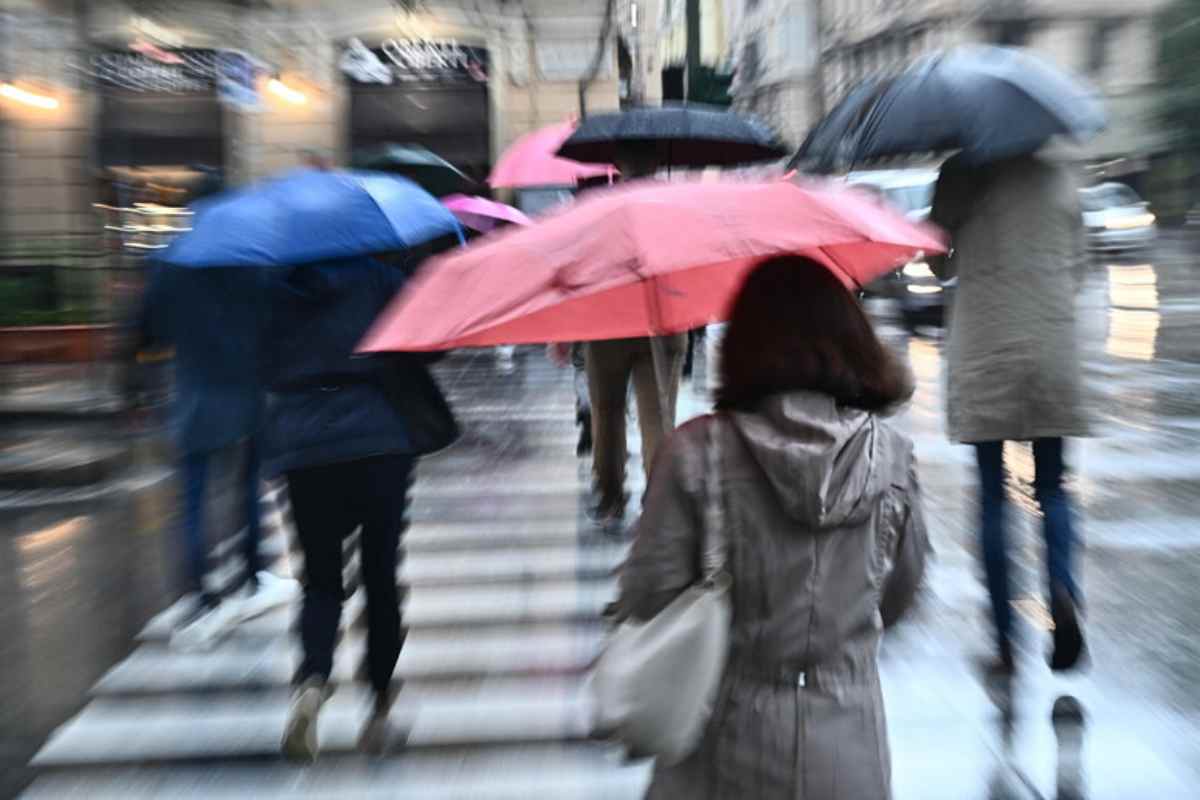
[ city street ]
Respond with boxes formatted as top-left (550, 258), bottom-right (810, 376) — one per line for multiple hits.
top-left (6, 236), bottom-right (1200, 798)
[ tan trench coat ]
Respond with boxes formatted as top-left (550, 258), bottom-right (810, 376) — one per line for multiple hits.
top-left (617, 392), bottom-right (929, 799)
top-left (930, 154), bottom-right (1091, 443)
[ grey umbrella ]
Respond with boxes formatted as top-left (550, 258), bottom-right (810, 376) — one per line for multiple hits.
top-left (556, 102), bottom-right (787, 168)
top-left (792, 45), bottom-right (1107, 172)
top-left (352, 144), bottom-right (477, 197)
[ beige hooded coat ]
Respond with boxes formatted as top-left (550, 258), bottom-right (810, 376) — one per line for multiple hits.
top-left (617, 392), bottom-right (929, 800)
top-left (930, 154), bottom-right (1091, 443)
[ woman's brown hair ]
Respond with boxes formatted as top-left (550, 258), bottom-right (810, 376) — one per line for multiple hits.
top-left (715, 256), bottom-right (912, 412)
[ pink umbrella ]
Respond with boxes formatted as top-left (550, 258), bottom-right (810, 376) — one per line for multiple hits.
top-left (442, 194), bottom-right (532, 232)
top-left (360, 178), bottom-right (946, 353)
top-left (488, 121), bottom-right (616, 188)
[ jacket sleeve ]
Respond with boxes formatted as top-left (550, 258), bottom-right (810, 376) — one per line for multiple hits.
top-left (1063, 170), bottom-right (1089, 294)
top-left (928, 160), bottom-right (973, 281)
top-left (880, 458), bottom-right (931, 628)
top-left (616, 430), bottom-right (702, 622)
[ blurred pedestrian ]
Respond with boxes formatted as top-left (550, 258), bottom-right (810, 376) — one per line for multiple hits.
top-left (586, 142), bottom-right (686, 524)
top-left (616, 257), bottom-right (928, 799)
top-left (300, 148), bottom-right (332, 171)
top-left (264, 255), bottom-right (457, 762)
top-left (133, 265), bottom-right (296, 651)
top-left (930, 153), bottom-right (1090, 675)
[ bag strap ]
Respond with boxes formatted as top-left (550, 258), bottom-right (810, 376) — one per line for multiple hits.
top-left (700, 415), bottom-right (729, 582)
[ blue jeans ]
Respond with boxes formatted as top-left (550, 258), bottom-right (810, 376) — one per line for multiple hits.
top-left (182, 436), bottom-right (263, 605)
top-left (974, 439), bottom-right (1080, 648)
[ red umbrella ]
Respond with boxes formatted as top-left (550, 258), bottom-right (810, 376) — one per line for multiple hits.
top-left (488, 120), bottom-right (616, 188)
top-left (359, 178), bottom-right (946, 353)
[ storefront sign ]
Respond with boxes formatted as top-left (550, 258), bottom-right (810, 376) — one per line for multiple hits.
top-left (71, 49), bottom-right (262, 109)
top-left (340, 37), bottom-right (488, 85)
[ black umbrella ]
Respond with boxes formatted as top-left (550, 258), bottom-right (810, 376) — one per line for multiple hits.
top-left (556, 102), bottom-right (787, 168)
top-left (792, 45), bottom-right (1106, 173)
top-left (352, 144), bottom-right (477, 197)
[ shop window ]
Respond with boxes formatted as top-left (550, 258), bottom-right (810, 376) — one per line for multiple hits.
top-left (1088, 19), bottom-right (1124, 76)
top-left (987, 20), bottom-right (1032, 47)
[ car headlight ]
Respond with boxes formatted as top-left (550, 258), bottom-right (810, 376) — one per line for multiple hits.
top-left (902, 261), bottom-right (934, 279)
top-left (1105, 214), bottom-right (1156, 231)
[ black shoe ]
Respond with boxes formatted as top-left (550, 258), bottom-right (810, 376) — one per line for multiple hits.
top-left (587, 495), bottom-right (626, 524)
top-left (1049, 586), bottom-right (1086, 672)
top-left (576, 412), bottom-right (593, 456)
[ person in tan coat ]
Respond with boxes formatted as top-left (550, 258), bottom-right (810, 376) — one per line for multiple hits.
top-left (586, 143), bottom-right (686, 523)
top-left (930, 153), bottom-right (1089, 675)
top-left (617, 257), bottom-right (929, 799)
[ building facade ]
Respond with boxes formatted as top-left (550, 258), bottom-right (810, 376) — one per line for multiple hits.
top-left (1, 0), bottom-right (657, 245)
top-left (819, 0), bottom-right (1169, 176)
top-left (725, 0), bottom-right (820, 148)
top-left (726, 0), bottom-right (1168, 174)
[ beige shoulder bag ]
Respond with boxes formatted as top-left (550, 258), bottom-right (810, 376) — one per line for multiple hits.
top-left (589, 417), bottom-right (733, 764)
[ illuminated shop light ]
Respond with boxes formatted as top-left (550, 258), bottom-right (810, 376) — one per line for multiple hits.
top-left (0, 83), bottom-right (59, 110)
top-left (268, 78), bottom-right (307, 105)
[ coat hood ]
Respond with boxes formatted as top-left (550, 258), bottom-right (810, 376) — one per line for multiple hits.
top-left (729, 392), bottom-right (893, 529)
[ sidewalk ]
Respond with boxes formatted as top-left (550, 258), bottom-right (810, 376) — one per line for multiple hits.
top-left (19, 345), bottom-right (1200, 799)
top-left (0, 364), bottom-right (126, 419)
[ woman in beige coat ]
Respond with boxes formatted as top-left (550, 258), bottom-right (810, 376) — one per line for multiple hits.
top-left (929, 153), bottom-right (1089, 676)
top-left (617, 257), bottom-right (930, 799)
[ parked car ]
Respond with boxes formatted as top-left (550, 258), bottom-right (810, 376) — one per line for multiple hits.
top-left (846, 169), bottom-right (952, 330)
top-left (1080, 182), bottom-right (1157, 253)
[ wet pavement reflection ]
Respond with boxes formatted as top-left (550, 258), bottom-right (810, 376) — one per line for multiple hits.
top-left (7, 237), bottom-right (1200, 797)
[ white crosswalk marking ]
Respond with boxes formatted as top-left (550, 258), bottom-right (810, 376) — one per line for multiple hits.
top-left (24, 358), bottom-right (652, 798)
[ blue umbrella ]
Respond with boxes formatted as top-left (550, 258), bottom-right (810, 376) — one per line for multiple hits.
top-left (792, 45), bottom-right (1107, 172)
top-left (163, 169), bottom-right (464, 268)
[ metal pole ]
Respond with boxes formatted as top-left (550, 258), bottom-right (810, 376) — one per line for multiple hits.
top-left (684, 0), bottom-right (700, 102)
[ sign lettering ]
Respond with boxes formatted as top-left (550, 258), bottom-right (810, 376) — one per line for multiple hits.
top-left (341, 37), bottom-right (488, 84)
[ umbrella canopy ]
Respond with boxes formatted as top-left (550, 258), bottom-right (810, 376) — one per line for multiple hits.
top-left (556, 103), bottom-right (788, 168)
top-left (442, 194), bottom-right (532, 232)
top-left (488, 121), bottom-right (615, 188)
top-left (352, 144), bottom-right (477, 197)
top-left (162, 169), bottom-right (463, 268)
top-left (792, 45), bottom-right (1106, 172)
top-left (359, 178), bottom-right (945, 352)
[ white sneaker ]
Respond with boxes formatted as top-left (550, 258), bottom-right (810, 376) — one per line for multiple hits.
top-left (282, 678), bottom-right (330, 764)
top-left (230, 571), bottom-right (300, 624)
top-left (170, 602), bottom-right (234, 652)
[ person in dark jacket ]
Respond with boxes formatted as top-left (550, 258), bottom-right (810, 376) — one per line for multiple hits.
top-left (264, 255), bottom-right (456, 763)
top-left (134, 264), bottom-right (297, 650)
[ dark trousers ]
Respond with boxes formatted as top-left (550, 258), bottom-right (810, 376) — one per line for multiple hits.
top-left (974, 438), bottom-right (1080, 648)
top-left (182, 436), bottom-right (262, 605)
top-left (286, 455), bottom-right (413, 696)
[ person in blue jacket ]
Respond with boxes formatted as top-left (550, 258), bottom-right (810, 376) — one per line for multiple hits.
top-left (263, 254), bottom-right (457, 762)
top-left (135, 264), bottom-right (295, 650)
